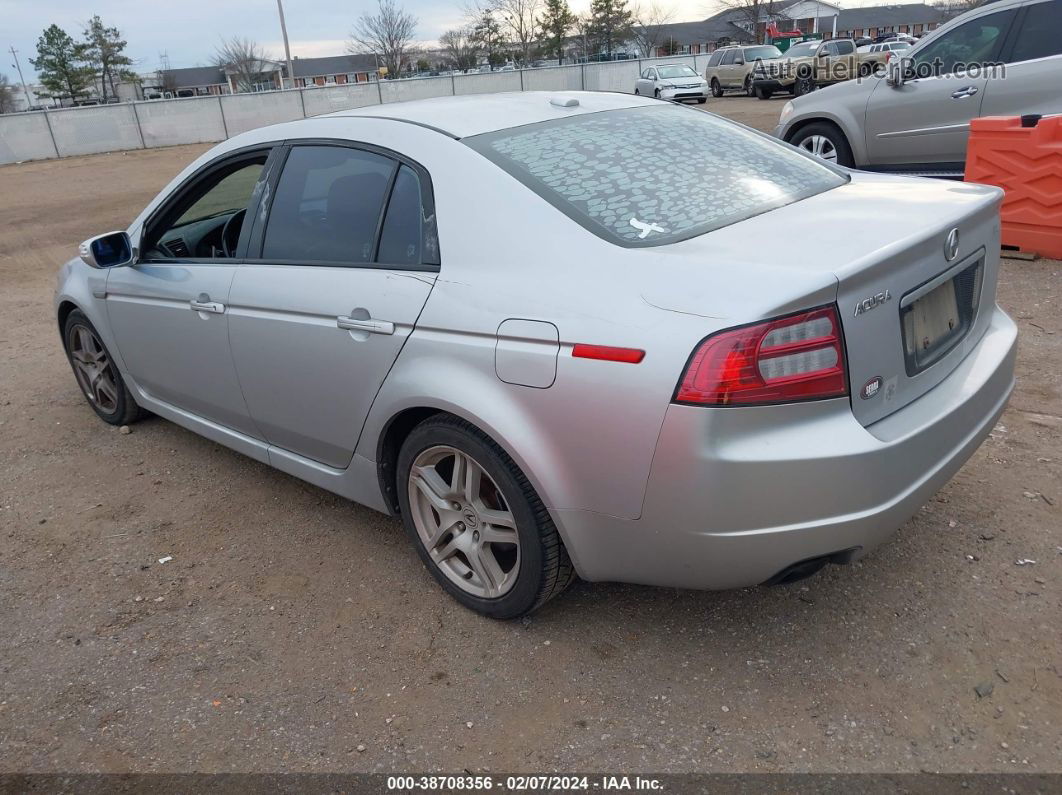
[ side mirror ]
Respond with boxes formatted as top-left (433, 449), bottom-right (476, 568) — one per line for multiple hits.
top-left (886, 59), bottom-right (905, 87)
top-left (79, 231), bottom-right (135, 269)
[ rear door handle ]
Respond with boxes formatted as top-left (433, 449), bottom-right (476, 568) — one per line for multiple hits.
top-left (951, 86), bottom-right (978, 99)
top-left (337, 316), bottom-right (395, 335)
top-left (190, 294), bottom-right (225, 314)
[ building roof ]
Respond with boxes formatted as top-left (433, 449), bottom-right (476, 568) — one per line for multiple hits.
top-left (832, 3), bottom-right (944, 29)
top-left (636, 16), bottom-right (755, 47)
top-left (161, 65), bottom-right (227, 88)
top-left (291, 54), bottom-right (380, 77)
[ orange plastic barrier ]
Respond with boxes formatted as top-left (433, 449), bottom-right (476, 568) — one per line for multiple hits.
top-left (965, 114), bottom-right (1062, 260)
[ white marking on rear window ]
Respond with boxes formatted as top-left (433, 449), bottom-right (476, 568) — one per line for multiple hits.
top-left (629, 217), bottom-right (668, 238)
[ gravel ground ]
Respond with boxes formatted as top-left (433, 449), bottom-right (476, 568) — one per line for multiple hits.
top-left (0, 97), bottom-right (1059, 774)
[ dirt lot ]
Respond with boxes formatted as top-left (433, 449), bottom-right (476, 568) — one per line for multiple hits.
top-left (0, 97), bottom-right (1059, 774)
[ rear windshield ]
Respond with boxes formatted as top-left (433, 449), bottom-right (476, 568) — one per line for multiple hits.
top-left (745, 45), bottom-right (782, 60)
top-left (465, 105), bottom-right (846, 247)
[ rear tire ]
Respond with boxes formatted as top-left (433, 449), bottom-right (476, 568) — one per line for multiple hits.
top-left (62, 309), bottom-right (143, 426)
top-left (710, 78), bottom-right (723, 98)
top-left (755, 84), bottom-right (773, 100)
top-left (397, 414), bottom-right (575, 619)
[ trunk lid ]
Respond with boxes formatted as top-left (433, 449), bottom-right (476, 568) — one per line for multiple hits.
top-left (639, 173), bottom-right (1004, 426)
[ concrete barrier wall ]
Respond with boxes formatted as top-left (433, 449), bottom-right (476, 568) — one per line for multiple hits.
top-left (136, 95), bottom-right (226, 147)
top-left (0, 55), bottom-right (714, 165)
top-left (0, 111), bottom-right (56, 162)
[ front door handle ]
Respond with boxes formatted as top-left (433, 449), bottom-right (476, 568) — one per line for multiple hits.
top-left (337, 315), bottom-right (395, 335)
top-left (951, 86), bottom-right (979, 99)
top-left (190, 293), bottom-right (225, 314)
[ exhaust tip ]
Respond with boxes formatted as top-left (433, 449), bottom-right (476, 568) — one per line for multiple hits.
top-left (762, 547), bottom-right (861, 587)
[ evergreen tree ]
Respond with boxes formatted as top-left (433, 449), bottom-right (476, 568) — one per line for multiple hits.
top-left (80, 16), bottom-right (137, 103)
top-left (588, 0), bottom-right (634, 58)
top-left (30, 25), bottom-right (92, 103)
top-left (539, 0), bottom-right (575, 64)
top-left (471, 10), bottom-right (506, 65)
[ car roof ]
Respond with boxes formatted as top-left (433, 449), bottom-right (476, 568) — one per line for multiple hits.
top-left (326, 91), bottom-right (654, 139)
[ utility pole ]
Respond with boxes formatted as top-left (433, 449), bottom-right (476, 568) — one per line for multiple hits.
top-left (276, 0), bottom-right (296, 89)
top-left (9, 46), bottom-right (34, 110)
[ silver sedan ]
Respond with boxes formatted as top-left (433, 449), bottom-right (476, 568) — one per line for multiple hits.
top-left (634, 64), bottom-right (709, 103)
top-left (57, 92), bottom-right (1016, 618)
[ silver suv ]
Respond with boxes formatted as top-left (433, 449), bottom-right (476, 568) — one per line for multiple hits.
top-left (774, 0), bottom-right (1062, 173)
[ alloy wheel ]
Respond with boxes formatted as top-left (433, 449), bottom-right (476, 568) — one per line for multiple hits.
top-left (68, 324), bottom-right (120, 414)
top-left (799, 134), bottom-right (837, 162)
top-left (408, 445), bottom-right (520, 599)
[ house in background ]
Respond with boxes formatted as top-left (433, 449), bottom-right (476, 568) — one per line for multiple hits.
top-left (823, 4), bottom-right (945, 39)
top-left (289, 55), bottom-right (380, 86)
top-left (634, 17), bottom-right (754, 56)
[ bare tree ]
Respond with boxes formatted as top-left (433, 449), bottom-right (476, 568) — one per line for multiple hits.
top-left (349, 0), bottom-right (419, 78)
top-left (440, 27), bottom-right (479, 70)
top-left (493, 0), bottom-right (540, 66)
top-left (0, 74), bottom-right (17, 113)
top-left (572, 13), bottom-right (595, 60)
top-left (630, 1), bottom-right (676, 57)
top-left (214, 37), bottom-right (273, 93)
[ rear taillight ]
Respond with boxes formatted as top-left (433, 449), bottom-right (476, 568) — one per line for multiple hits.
top-left (675, 305), bottom-right (848, 406)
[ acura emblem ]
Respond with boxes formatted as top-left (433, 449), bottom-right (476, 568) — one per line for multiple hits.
top-left (944, 228), bottom-right (960, 262)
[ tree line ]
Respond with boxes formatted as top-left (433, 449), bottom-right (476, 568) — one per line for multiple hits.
top-left (354, 0), bottom-right (676, 79)
top-left (25, 17), bottom-right (136, 107)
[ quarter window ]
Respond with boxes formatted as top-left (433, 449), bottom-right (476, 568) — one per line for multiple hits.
top-left (378, 165), bottom-right (435, 265)
top-left (1008, 0), bottom-right (1062, 62)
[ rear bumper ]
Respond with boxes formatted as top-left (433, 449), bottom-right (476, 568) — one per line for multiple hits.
top-left (553, 306), bottom-right (1017, 590)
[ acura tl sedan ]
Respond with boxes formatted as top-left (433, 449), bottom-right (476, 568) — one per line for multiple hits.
top-left (58, 91), bottom-right (1016, 618)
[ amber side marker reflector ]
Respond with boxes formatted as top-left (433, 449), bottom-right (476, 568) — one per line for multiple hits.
top-left (572, 344), bottom-right (646, 364)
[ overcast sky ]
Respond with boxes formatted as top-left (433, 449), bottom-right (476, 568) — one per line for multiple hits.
top-left (4, 0), bottom-right (926, 81)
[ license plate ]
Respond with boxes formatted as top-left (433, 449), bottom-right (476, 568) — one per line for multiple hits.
top-left (904, 279), bottom-right (961, 357)
top-left (900, 258), bottom-right (983, 375)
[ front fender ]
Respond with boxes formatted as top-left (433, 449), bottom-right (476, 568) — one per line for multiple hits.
top-left (54, 257), bottom-right (128, 374)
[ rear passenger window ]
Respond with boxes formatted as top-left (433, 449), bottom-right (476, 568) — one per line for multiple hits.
top-left (1008, 0), bottom-right (1062, 62)
top-left (263, 146), bottom-right (393, 264)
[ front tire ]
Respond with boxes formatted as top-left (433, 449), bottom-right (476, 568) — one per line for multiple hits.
top-left (397, 414), bottom-right (574, 619)
top-left (789, 122), bottom-right (855, 167)
top-left (755, 84), bottom-right (773, 100)
top-left (62, 309), bottom-right (143, 426)
top-left (710, 78), bottom-right (723, 98)
top-left (743, 75), bottom-right (754, 97)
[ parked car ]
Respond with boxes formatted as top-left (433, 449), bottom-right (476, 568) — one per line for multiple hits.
top-left (857, 41), bottom-right (913, 75)
top-left (774, 0), bottom-right (1062, 172)
top-left (703, 44), bottom-right (783, 97)
top-left (634, 64), bottom-right (709, 103)
top-left (751, 39), bottom-right (860, 97)
top-left (58, 91), bottom-right (1016, 618)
